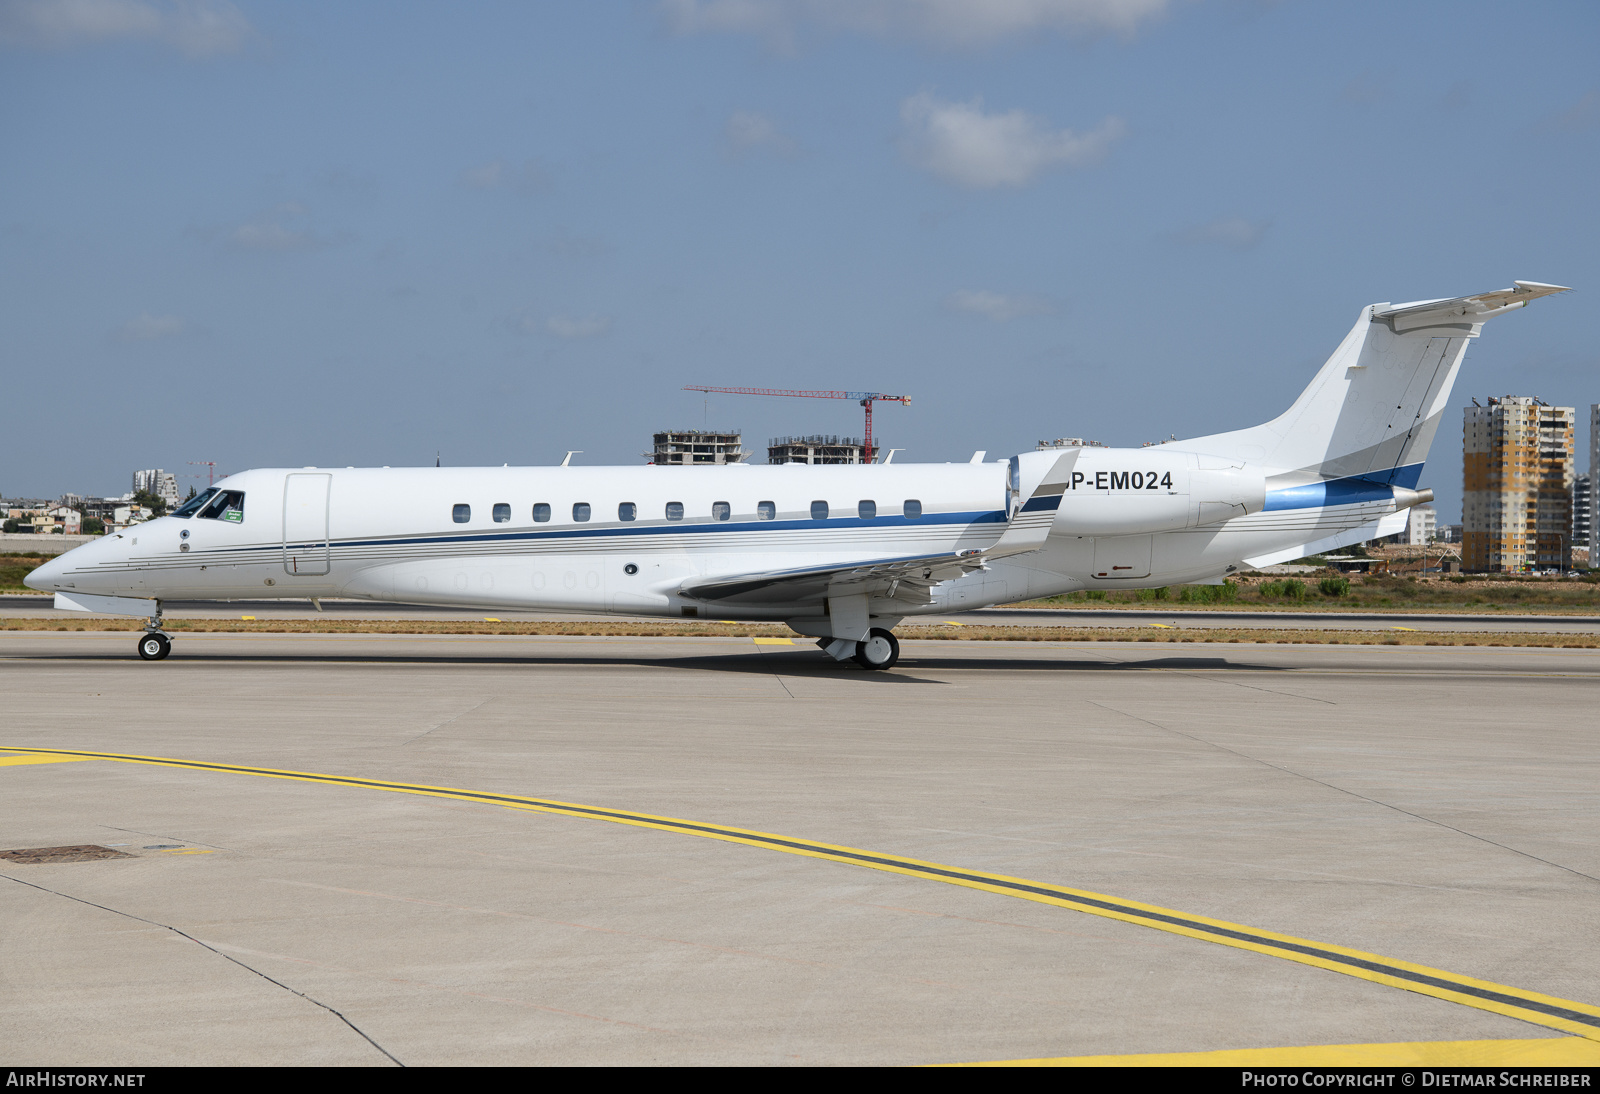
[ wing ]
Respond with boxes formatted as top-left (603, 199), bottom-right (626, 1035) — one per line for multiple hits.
top-left (679, 550), bottom-right (987, 606)
top-left (676, 452), bottom-right (1075, 607)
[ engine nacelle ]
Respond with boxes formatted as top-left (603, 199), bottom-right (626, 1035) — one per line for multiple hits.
top-left (1044, 449), bottom-right (1266, 537)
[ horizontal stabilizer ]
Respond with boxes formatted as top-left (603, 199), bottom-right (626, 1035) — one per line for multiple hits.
top-left (1374, 281), bottom-right (1571, 333)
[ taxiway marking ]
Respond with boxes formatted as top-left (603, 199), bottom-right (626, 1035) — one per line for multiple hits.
top-left (5, 744), bottom-right (1599, 1041)
top-left (0, 753), bottom-right (99, 767)
top-left (957, 1036), bottom-right (1600, 1067)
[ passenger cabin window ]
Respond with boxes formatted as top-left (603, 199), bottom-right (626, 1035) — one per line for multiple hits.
top-left (810, 501), bottom-right (828, 520)
top-left (532, 503), bottom-right (551, 523)
top-left (492, 503), bottom-right (511, 523)
top-left (198, 490), bottom-right (245, 523)
top-left (712, 501), bottom-right (731, 521)
top-left (172, 488), bottom-right (217, 518)
top-left (757, 501), bottom-right (776, 521)
top-left (618, 502), bottom-right (636, 521)
top-left (452, 504), bottom-right (471, 524)
top-left (665, 502), bottom-right (684, 521)
top-left (903, 499), bottom-right (922, 519)
top-left (858, 500), bottom-right (876, 520)
top-left (573, 503), bottom-right (591, 522)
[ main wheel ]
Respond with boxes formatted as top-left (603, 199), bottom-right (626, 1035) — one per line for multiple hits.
top-left (852, 628), bottom-right (900, 671)
top-left (137, 632), bottom-right (171, 661)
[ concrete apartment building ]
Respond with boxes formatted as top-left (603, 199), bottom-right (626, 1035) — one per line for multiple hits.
top-left (767, 435), bottom-right (871, 464)
top-left (648, 430), bottom-right (749, 466)
top-left (132, 468), bottom-right (182, 509)
top-left (1589, 403), bottom-right (1599, 560)
top-left (1463, 396), bottom-right (1576, 572)
top-left (1404, 505), bottom-right (1437, 545)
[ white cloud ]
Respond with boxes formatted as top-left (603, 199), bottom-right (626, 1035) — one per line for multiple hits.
top-left (660, 0), bottom-right (1170, 48)
top-left (1174, 216), bottom-right (1270, 250)
top-left (0, 0), bottom-right (253, 56)
top-left (460, 159), bottom-right (551, 193)
top-left (118, 312), bottom-right (184, 340)
top-left (724, 110), bottom-right (797, 156)
top-left (545, 315), bottom-right (611, 339)
top-left (226, 203), bottom-right (334, 251)
top-left (899, 92), bottom-right (1123, 188)
top-left (944, 289), bottom-right (1055, 321)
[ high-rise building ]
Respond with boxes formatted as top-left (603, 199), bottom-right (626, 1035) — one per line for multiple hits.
top-left (131, 469), bottom-right (181, 509)
top-left (647, 431), bottom-right (748, 466)
top-left (1463, 397), bottom-right (1575, 572)
top-left (1404, 505), bottom-right (1437, 545)
top-left (1590, 403), bottom-right (1599, 561)
top-left (1575, 476), bottom-right (1592, 565)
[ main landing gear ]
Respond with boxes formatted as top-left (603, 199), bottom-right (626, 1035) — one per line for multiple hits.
top-left (817, 628), bottom-right (901, 671)
top-left (137, 606), bottom-right (171, 661)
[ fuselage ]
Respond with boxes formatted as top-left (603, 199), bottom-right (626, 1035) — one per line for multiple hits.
top-left (27, 452), bottom-right (1417, 619)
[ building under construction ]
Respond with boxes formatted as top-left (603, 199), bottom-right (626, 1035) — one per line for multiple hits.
top-left (648, 430), bottom-right (749, 466)
top-left (768, 435), bottom-right (871, 465)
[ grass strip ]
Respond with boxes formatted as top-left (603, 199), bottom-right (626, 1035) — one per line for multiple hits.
top-left (2, 617), bottom-right (1597, 648)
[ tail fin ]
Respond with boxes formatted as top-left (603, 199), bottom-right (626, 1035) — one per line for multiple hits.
top-left (1183, 281), bottom-right (1570, 483)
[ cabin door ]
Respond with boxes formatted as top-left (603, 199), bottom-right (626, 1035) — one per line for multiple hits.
top-left (283, 473), bottom-right (331, 576)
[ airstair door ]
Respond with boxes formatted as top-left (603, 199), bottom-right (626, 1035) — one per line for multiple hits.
top-left (283, 473), bottom-right (331, 576)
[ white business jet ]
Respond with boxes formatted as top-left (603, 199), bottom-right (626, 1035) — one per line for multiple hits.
top-left (28, 281), bottom-right (1569, 668)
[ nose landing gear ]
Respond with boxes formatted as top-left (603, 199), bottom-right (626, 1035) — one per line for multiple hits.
top-left (137, 632), bottom-right (171, 661)
top-left (137, 605), bottom-right (171, 661)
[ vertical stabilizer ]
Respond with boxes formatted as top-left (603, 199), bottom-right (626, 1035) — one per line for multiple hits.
top-left (1179, 281), bottom-right (1570, 484)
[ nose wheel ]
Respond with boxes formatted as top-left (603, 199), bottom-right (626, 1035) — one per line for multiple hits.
top-left (137, 632), bottom-right (171, 661)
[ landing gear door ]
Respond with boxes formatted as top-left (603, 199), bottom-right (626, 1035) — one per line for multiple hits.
top-left (283, 473), bottom-right (331, 576)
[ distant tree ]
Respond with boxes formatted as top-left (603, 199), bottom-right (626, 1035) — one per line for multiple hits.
top-left (2, 519), bottom-right (17, 533)
top-left (132, 489), bottom-right (167, 516)
top-left (83, 518), bottom-right (105, 535)
top-left (185, 486), bottom-right (196, 501)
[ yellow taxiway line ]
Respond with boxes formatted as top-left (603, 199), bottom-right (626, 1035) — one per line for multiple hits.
top-left (957, 1037), bottom-right (1600, 1067)
top-left (6, 745), bottom-right (1600, 1045)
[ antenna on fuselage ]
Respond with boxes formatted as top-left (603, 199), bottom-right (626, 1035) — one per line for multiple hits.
top-left (561, 451), bottom-right (582, 467)
top-left (436, 451), bottom-right (441, 467)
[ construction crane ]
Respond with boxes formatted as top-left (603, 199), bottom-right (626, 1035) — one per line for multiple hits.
top-left (683, 387), bottom-right (910, 464)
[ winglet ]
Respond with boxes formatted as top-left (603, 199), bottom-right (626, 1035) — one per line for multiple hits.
top-left (987, 452), bottom-right (1076, 560)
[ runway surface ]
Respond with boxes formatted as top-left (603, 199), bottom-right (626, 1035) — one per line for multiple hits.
top-left (2, 632), bottom-right (1598, 1065)
top-left (4, 594), bottom-right (1598, 633)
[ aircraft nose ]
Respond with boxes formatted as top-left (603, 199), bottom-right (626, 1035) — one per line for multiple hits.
top-left (23, 554), bottom-right (67, 592)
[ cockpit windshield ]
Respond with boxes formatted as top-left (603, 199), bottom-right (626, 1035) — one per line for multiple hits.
top-left (198, 490), bottom-right (245, 523)
top-left (171, 488), bottom-right (218, 518)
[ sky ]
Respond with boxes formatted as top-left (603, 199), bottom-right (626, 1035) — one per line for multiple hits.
top-left (2, 0), bottom-right (1596, 523)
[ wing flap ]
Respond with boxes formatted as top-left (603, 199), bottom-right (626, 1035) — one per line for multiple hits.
top-left (679, 550), bottom-right (987, 606)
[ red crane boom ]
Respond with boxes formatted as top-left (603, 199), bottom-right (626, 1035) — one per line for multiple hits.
top-left (683, 386), bottom-right (910, 464)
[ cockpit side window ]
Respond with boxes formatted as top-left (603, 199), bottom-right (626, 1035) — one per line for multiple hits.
top-left (198, 490), bottom-right (245, 523)
top-left (172, 488), bottom-right (218, 518)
